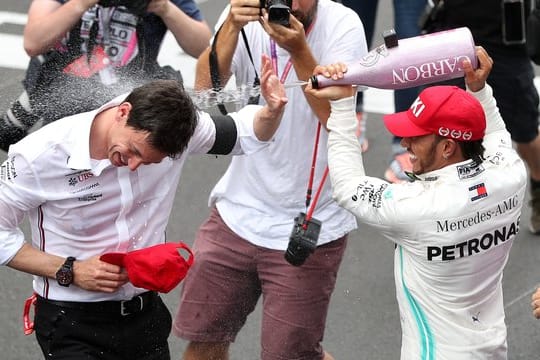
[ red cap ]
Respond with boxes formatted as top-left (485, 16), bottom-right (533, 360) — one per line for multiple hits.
top-left (383, 86), bottom-right (485, 141)
top-left (100, 242), bottom-right (194, 293)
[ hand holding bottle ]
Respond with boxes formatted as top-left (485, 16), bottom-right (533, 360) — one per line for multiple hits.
top-left (305, 62), bottom-right (356, 101)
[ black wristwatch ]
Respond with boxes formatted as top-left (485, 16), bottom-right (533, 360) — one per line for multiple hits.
top-left (55, 256), bottom-right (76, 287)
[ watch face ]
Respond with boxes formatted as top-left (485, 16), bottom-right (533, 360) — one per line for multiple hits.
top-left (56, 269), bottom-right (73, 286)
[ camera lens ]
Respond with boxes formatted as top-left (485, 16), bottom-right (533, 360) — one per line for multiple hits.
top-left (284, 245), bottom-right (309, 266)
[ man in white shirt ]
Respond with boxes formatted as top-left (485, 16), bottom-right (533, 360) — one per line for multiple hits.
top-left (307, 47), bottom-right (526, 359)
top-left (174, 1), bottom-right (366, 359)
top-left (0, 56), bottom-right (286, 359)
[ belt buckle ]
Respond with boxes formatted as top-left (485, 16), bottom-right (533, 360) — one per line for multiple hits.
top-left (120, 295), bottom-right (143, 316)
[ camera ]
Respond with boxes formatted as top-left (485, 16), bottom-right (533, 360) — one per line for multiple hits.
top-left (284, 212), bottom-right (322, 266)
top-left (260, 0), bottom-right (292, 27)
top-left (99, 0), bottom-right (150, 16)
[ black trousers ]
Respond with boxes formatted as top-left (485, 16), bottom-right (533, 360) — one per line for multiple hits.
top-left (34, 292), bottom-right (171, 360)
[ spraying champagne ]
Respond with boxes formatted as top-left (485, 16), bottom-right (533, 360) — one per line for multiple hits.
top-left (309, 27), bottom-right (477, 90)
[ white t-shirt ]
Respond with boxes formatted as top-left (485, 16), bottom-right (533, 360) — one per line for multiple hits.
top-left (0, 96), bottom-right (269, 301)
top-left (327, 85), bottom-right (527, 359)
top-left (210, 0), bottom-right (367, 249)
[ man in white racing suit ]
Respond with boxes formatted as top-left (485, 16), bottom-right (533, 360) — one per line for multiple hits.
top-left (307, 47), bottom-right (527, 359)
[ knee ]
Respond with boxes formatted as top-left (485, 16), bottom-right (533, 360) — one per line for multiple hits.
top-left (183, 341), bottom-right (230, 360)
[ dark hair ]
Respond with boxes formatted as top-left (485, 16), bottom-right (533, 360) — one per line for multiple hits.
top-left (123, 80), bottom-right (197, 158)
top-left (458, 140), bottom-right (485, 164)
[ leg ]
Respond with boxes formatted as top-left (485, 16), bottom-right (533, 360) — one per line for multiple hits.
top-left (173, 207), bottom-right (261, 357)
top-left (183, 342), bottom-right (229, 360)
top-left (258, 236), bottom-right (347, 360)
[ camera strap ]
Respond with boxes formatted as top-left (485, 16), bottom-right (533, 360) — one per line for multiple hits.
top-left (303, 121), bottom-right (329, 224)
top-left (210, 27), bottom-right (260, 115)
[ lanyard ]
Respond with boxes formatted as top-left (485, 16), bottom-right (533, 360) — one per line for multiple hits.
top-left (268, 20), bottom-right (325, 221)
top-left (269, 19), bottom-right (316, 82)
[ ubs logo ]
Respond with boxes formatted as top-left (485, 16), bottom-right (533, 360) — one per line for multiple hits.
top-left (67, 170), bottom-right (94, 186)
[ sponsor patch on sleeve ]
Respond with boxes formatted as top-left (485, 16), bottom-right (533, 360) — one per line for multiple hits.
top-left (0, 157), bottom-right (18, 183)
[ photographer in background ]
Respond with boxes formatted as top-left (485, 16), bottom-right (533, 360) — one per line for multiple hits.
top-left (0, 0), bottom-right (211, 152)
top-left (173, 0), bottom-right (366, 359)
top-left (420, 0), bottom-right (540, 235)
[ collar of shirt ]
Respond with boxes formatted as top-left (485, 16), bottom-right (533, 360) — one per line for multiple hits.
top-left (67, 94), bottom-right (127, 176)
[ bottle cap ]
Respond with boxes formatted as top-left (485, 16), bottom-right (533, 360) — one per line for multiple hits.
top-left (383, 29), bottom-right (399, 48)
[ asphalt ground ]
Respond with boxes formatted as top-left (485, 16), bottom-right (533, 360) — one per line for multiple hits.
top-left (1, 1), bottom-right (540, 359)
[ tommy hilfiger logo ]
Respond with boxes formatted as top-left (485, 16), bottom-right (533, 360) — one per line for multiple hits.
top-left (469, 183), bottom-right (488, 201)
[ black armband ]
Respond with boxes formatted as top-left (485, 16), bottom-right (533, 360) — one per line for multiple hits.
top-left (208, 115), bottom-right (238, 155)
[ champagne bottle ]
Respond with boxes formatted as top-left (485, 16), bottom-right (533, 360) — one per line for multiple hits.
top-left (310, 27), bottom-right (477, 89)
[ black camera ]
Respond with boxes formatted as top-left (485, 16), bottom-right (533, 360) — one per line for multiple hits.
top-left (260, 0), bottom-right (292, 27)
top-left (284, 212), bottom-right (322, 266)
top-left (99, 0), bottom-right (150, 16)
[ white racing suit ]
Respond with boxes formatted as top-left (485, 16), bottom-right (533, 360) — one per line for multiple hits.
top-left (327, 85), bottom-right (527, 360)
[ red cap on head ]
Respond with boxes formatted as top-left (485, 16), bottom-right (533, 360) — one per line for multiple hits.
top-left (100, 242), bottom-right (194, 293)
top-left (383, 86), bottom-right (486, 141)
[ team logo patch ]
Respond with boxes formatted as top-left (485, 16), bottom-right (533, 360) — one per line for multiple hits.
top-left (469, 183), bottom-right (488, 201)
top-left (457, 162), bottom-right (484, 180)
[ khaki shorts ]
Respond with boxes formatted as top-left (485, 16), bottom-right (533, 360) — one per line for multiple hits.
top-left (173, 206), bottom-right (347, 360)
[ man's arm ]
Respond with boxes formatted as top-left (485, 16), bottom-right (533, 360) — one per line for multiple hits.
top-left (148, 0), bottom-right (212, 58)
top-left (24, 0), bottom-right (100, 56)
top-left (463, 47), bottom-right (508, 141)
top-left (7, 244), bottom-right (128, 293)
top-left (262, 14), bottom-right (331, 126)
top-left (195, 1), bottom-right (261, 90)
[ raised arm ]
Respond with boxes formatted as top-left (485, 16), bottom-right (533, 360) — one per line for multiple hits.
top-left (252, 54), bottom-right (288, 141)
top-left (148, 0), bottom-right (211, 58)
top-left (24, 0), bottom-right (100, 57)
top-left (195, 0), bottom-right (261, 90)
top-left (464, 47), bottom-right (508, 141)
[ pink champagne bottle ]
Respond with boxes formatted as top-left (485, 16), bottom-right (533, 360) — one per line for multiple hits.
top-left (310, 27), bottom-right (477, 90)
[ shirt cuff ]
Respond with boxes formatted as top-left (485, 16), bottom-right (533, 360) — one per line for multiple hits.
top-left (327, 96), bottom-right (357, 132)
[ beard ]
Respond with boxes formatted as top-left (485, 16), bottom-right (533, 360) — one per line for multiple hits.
top-left (291, 1), bottom-right (318, 29)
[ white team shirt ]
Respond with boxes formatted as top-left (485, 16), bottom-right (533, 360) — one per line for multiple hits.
top-left (0, 96), bottom-right (269, 301)
top-left (327, 85), bottom-right (527, 359)
top-left (210, 0), bottom-right (366, 250)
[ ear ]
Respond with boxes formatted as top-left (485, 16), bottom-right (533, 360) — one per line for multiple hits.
top-left (442, 139), bottom-right (458, 159)
top-left (116, 102), bottom-right (132, 123)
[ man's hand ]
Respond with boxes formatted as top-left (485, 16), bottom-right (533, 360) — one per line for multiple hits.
top-left (253, 54), bottom-right (287, 141)
top-left (228, 0), bottom-right (263, 31)
top-left (260, 54), bottom-right (288, 118)
top-left (73, 255), bottom-right (129, 293)
top-left (305, 62), bottom-right (356, 101)
top-left (261, 13), bottom-right (308, 56)
top-left (464, 46), bottom-right (493, 93)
